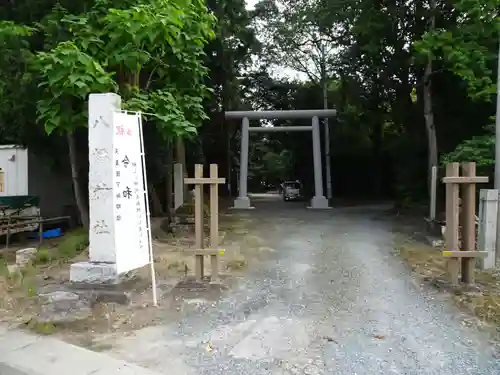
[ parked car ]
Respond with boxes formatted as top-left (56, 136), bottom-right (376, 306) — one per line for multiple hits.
top-left (282, 180), bottom-right (302, 201)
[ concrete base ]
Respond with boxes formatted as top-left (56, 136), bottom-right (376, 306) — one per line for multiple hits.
top-left (308, 196), bottom-right (331, 209)
top-left (0, 329), bottom-right (166, 375)
top-left (69, 261), bottom-right (119, 284)
top-left (232, 196), bottom-right (254, 209)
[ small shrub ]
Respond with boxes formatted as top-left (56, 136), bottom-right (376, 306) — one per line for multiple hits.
top-left (25, 319), bottom-right (55, 335)
top-left (33, 248), bottom-right (51, 265)
top-left (25, 284), bottom-right (36, 297)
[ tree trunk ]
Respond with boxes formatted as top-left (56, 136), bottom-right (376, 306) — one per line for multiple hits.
top-left (163, 142), bottom-right (174, 233)
top-left (66, 131), bottom-right (89, 228)
top-left (424, 0), bottom-right (438, 193)
top-left (322, 74), bottom-right (332, 200)
top-left (175, 137), bottom-right (188, 201)
top-left (149, 184), bottom-right (164, 216)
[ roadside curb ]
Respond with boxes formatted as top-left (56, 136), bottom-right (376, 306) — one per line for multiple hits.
top-left (0, 327), bottom-right (163, 375)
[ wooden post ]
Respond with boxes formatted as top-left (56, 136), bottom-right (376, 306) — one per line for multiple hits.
top-left (461, 163), bottom-right (476, 283)
top-left (210, 164), bottom-right (220, 283)
top-left (5, 216), bottom-right (11, 249)
top-left (445, 163), bottom-right (460, 285)
top-left (184, 164), bottom-right (226, 282)
top-left (38, 219), bottom-right (44, 249)
top-left (442, 162), bottom-right (489, 285)
top-left (194, 164), bottom-right (204, 280)
top-left (430, 165), bottom-right (437, 222)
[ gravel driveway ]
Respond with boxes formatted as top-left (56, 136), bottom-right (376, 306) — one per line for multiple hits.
top-left (108, 195), bottom-right (500, 375)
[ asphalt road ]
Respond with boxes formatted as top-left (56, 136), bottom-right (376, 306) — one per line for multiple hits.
top-left (109, 195), bottom-right (500, 374)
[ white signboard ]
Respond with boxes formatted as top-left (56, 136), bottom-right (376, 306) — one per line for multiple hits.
top-left (112, 112), bottom-right (149, 274)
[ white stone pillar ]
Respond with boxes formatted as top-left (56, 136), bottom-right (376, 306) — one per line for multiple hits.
top-left (310, 116), bottom-right (330, 209)
top-left (70, 93), bottom-right (122, 284)
top-left (233, 117), bottom-right (252, 209)
top-left (478, 189), bottom-right (498, 269)
top-left (173, 163), bottom-right (184, 211)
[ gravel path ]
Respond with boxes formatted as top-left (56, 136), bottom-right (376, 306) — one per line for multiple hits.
top-left (109, 195), bottom-right (500, 375)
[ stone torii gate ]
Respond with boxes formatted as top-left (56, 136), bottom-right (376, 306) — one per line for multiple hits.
top-left (225, 109), bottom-right (337, 209)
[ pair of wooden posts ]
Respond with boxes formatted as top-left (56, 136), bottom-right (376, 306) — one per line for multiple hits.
top-left (442, 162), bottom-right (489, 284)
top-left (184, 164), bottom-right (225, 282)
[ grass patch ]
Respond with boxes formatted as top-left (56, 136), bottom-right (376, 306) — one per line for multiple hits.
top-left (395, 242), bottom-right (447, 278)
top-left (454, 294), bottom-right (500, 325)
top-left (226, 257), bottom-right (247, 270)
top-left (56, 228), bottom-right (88, 260)
top-left (33, 248), bottom-right (51, 265)
top-left (31, 228), bottom-right (89, 266)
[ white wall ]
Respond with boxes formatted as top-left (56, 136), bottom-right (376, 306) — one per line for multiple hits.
top-left (0, 145), bottom-right (28, 197)
top-left (15, 148), bottom-right (28, 195)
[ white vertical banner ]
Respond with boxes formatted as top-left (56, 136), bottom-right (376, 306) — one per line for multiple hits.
top-left (112, 112), bottom-right (150, 274)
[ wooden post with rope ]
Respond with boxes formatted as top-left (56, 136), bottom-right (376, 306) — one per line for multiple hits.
top-left (184, 164), bottom-right (226, 282)
top-left (442, 162), bottom-right (488, 284)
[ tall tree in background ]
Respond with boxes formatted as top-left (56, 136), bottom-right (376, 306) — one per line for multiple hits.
top-left (202, 0), bottom-right (258, 195)
top-left (253, 0), bottom-right (336, 197)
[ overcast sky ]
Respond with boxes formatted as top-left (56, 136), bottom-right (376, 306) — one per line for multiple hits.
top-left (246, 0), bottom-right (258, 9)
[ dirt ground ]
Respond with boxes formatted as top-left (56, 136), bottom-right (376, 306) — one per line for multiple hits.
top-left (395, 238), bottom-right (500, 324)
top-left (0, 209), bottom-right (266, 350)
top-left (390, 211), bottom-right (500, 337)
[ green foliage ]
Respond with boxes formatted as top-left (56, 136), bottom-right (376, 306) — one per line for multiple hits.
top-left (416, 0), bottom-right (500, 100)
top-left (56, 228), bottom-right (89, 259)
top-left (442, 134), bottom-right (495, 166)
top-left (34, 41), bottom-right (117, 134)
top-left (248, 136), bottom-right (293, 186)
top-left (32, 0), bottom-right (215, 138)
top-left (33, 248), bottom-right (52, 265)
top-left (0, 21), bottom-right (35, 142)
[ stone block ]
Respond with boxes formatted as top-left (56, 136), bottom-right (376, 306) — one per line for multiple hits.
top-left (15, 248), bottom-right (37, 267)
top-left (69, 261), bottom-right (119, 284)
top-left (478, 189), bottom-right (498, 270)
top-left (36, 290), bottom-right (92, 324)
top-left (232, 197), bottom-right (254, 209)
top-left (308, 196), bottom-right (331, 209)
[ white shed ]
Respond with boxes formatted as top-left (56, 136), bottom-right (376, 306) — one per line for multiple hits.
top-left (0, 145), bottom-right (75, 219)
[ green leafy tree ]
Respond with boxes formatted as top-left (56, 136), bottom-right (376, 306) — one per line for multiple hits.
top-left (0, 21), bottom-right (35, 143)
top-left (31, 0), bottom-right (215, 226)
top-left (416, 0), bottom-right (500, 101)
